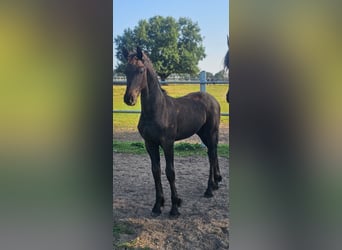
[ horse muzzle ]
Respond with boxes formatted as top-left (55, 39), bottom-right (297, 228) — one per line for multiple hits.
top-left (124, 93), bottom-right (137, 106)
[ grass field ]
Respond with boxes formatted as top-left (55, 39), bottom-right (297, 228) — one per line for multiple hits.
top-left (113, 84), bottom-right (229, 131)
top-left (113, 141), bottom-right (229, 158)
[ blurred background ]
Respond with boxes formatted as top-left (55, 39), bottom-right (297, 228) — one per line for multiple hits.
top-left (230, 0), bottom-right (342, 249)
top-left (0, 1), bottom-right (113, 249)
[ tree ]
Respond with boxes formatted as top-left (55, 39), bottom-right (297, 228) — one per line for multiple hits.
top-left (206, 72), bottom-right (214, 81)
top-left (214, 70), bottom-right (228, 81)
top-left (114, 16), bottom-right (206, 81)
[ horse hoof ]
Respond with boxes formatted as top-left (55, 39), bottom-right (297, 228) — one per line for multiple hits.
top-left (152, 205), bottom-right (162, 216)
top-left (169, 209), bottom-right (180, 218)
top-left (151, 211), bottom-right (161, 217)
top-left (213, 183), bottom-right (219, 190)
top-left (204, 190), bottom-right (213, 198)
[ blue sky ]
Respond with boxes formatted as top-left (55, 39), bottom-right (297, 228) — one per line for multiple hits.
top-left (113, 0), bottom-right (229, 74)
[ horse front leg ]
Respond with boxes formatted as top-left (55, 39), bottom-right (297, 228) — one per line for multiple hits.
top-left (161, 141), bottom-right (182, 217)
top-left (145, 140), bottom-right (164, 216)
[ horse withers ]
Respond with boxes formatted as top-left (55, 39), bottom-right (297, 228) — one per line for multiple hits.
top-left (122, 47), bottom-right (222, 217)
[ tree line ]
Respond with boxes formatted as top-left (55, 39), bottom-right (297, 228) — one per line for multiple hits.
top-left (114, 16), bottom-right (206, 81)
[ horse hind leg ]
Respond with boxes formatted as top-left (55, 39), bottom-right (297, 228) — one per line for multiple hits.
top-left (197, 127), bottom-right (221, 198)
top-left (206, 143), bottom-right (220, 197)
top-left (212, 130), bottom-right (222, 185)
top-left (211, 129), bottom-right (222, 185)
top-left (204, 122), bottom-right (222, 185)
top-left (145, 140), bottom-right (164, 216)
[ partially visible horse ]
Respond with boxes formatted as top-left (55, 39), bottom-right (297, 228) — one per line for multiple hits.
top-left (122, 46), bottom-right (222, 217)
top-left (225, 36), bottom-right (230, 102)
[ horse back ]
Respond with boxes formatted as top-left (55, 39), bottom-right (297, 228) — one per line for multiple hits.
top-left (178, 92), bottom-right (220, 117)
top-left (171, 92), bottom-right (221, 139)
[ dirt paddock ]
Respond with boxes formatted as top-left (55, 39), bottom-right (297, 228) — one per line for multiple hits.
top-left (113, 152), bottom-right (229, 249)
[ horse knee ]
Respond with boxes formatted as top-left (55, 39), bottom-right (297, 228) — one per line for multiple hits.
top-left (151, 164), bottom-right (162, 183)
top-left (151, 163), bottom-right (160, 172)
top-left (165, 167), bottom-right (175, 181)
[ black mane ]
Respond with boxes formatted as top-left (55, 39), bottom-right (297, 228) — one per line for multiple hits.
top-left (161, 88), bottom-right (167, 95)
top-left (224, 50), bottom-right (229, 70)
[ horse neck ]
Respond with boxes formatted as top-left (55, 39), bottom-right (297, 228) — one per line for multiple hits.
top-left (140, 65), bottom-right (165, 114)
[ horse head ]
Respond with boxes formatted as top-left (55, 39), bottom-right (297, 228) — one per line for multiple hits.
top-left (123, 46), bottom-right (148, 106)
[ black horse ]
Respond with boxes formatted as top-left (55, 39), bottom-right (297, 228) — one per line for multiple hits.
top-left (225, 36), bottom-right (230, 102)
top-left (122, 47), bottom-right (222, 216)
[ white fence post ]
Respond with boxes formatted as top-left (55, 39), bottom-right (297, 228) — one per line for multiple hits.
top-left (199, 71), bottom-right (207, 147)
top-left (199, 71), bottom-right (206, 92)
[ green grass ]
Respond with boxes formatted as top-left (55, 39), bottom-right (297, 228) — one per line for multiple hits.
top-left (113, 141), bottom-right (229, 158)
top-left (113, 222), bottom-right (135, 238)
top-left (113, 84), bottom-right (229, 131)
top-left (116, 240), bottom-right (151, 250)
top-left (113, 222), bottom-right (151, 250)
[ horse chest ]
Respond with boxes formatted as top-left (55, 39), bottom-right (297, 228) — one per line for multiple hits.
top-left (138, 117), bottom-right (176, 142)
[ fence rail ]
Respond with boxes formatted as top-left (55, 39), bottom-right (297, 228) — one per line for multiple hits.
top-left (112, 110), bottom-right (229, 116)
top-left (113, 80), bottom-right (229, 85)
top-left (113, 71), bottom-right (229, 116)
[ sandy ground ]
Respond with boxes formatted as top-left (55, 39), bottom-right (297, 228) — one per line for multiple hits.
top-left (113, 152), bottom-right (229, 249)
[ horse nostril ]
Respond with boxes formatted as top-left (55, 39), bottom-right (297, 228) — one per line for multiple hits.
top-left (124, 95), bottom-right (130, 105)
top-left (124, 94), bottom-right (135, 105)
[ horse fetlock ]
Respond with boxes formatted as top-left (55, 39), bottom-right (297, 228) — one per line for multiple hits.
top-left (172, 197), bottom-right (182, 207)
top-left (151, 211), bottom-right (161, 217)
top-left (160, 197), bottom-right (165, 207)
top-left (152, 204), bottom-right (162, 216)
top-left (212, 182), bottom-right (219, 190)
top-left (154, 196), bottom-right (165, 208)
top-left (215, 175), bottom-right (222, 182)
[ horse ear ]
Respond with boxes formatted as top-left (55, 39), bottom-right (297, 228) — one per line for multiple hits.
top-left (136, 46), bottom-right (143, 60)
top-left (122, 48), bottom-right (129, 59)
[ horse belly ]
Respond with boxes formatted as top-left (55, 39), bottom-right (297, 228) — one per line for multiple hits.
top-left (175, 116), bottom-right (205, 141)
top-left (175, 131), bottom-right (198, 141)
